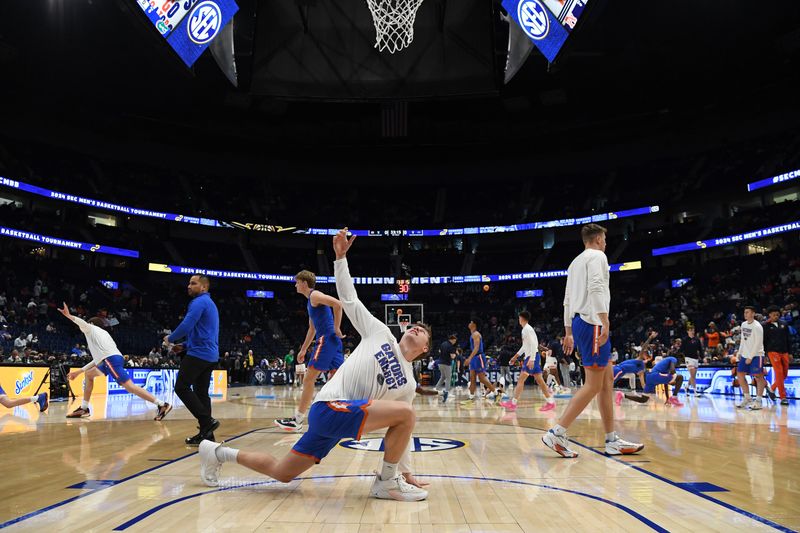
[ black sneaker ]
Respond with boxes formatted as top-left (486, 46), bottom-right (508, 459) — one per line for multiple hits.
top-left (275, 417), bottom-right (303, 431)
top-left (185, 426), bottom-right (202, 445)
top-left (781, 399), bottom-right (790, 406)
top-left (766, 388), bottom-right (777, 402)
top-left (67, 406), bottom-right (90, 418)
top-left (154, 403), bottom-right (172, 421)
top-left (200, 418), bottom-right (220, 439)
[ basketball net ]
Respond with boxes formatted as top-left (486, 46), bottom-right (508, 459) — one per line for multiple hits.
top-left (366, 0), bottom-right (424, 53)
top-left (398, 319), bottom-right (410, 333)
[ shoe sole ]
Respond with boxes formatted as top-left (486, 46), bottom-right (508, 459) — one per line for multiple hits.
top-left (606, 445), bottom-right (644, 455)
top-left (66, 413), bottom-right (90, 418)
top-left (542, 436), bottom-right (578, 458)
top-left (154, 405), bottom-right (173, 421)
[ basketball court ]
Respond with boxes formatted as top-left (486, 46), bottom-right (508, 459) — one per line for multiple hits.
top-left (1, 389), bottom-right (797, 532)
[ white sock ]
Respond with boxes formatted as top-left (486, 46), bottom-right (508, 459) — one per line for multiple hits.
top-left (29, 396), bottom-right (38, 403)
top-left (546, 396), bottom-right (555, 405)
top-left (295, 411), bottom-right (305, 423)
top-left (552, 424), bottom-right (567, 436)
top-left (468, 394), bottom-right (474, 400)
top-left (155, 399), bottom-right (165, 407)
top-left (605, 431), bottom-right (617, 442)
top-left (215, 446), bottom-right (239, 463)
top-left (81, 400), bottom-right (90, 409)
top-left (380, 461), bottom-right (398, 481)
top-left (511, 398), bottom-right (518, 405)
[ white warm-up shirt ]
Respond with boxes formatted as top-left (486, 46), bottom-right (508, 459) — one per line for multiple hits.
top-left (70, 316), bottom-right (121, 370)
top-left (738, 320), bottom-right (764, 359)
top-left (314, 257), bottom-right (417, 472)
top-left (563, 248), bottom-right (611, 327)
top-left (516, 323), bottom-right (539, 358)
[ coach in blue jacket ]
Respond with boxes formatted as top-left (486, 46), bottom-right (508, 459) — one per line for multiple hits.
top-left (165, 274), bottom-right (220, 445)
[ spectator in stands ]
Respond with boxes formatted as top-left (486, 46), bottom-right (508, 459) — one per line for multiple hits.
top-left (14, 334), bottom-right (26, 351)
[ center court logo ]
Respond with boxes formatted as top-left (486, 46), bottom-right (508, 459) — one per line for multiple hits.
top-left (187, 1), bottom-right (222, 45)
top-left (339, 437), bottom-right (466, 453)
top-left (518, 0), bottom-right (549, 41)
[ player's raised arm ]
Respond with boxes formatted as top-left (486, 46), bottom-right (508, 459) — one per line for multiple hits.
top-left (333, 228), bottom-right (386, 338)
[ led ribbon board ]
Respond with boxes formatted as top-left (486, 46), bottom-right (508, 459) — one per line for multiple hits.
top-left (292, 206), bottom-right (659, 237)
top-left (0, 227), bottom-right (139, 258)
top-left (1, 176), bottom-right (656, 237)
top-left (516, 290), bottom-right (544, 298)
top-left (0, 177), bottom-right (222, 227)
top-left (245, 290), bottom-right (274, 298)
top-left (747, 169), bottom-right (800, 192)
top-left (134, 0), bottom-right (239, 67)
top-left (502, 0), bottom-right (589, 62)
top-left (652, 221), bottom-right (800, 256)
top-left (149, 261), bottom-right (641, 285)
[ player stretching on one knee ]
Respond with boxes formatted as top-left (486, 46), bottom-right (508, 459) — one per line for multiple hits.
top-left (59, 303), bottom-right (171, 421)
top-left (462, 319), bottom-right (498, 404)
top-left (276, 270), bottom-right (344, 432)
top-left (201, 229), bottom-right (431, 501)
top-left (614, 333), bottom-right (654, 405)
top-left (542, 224), bottom-right (643, 458)
top-left (501, 311), bottom-right (555, 412)
top-left (643, 356), bottom-right (684, 406)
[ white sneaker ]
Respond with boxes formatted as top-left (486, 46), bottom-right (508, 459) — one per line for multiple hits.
top-left (199, 439), bottom-right (222, 487)
top-left (736, 400), bottom-right (750, 409)
top-left (747, 399), bottom-right (762, 410)
top-left (486, 391), bottom-right (496, 400)
top-left (369, 473), bottom-right (428, 502)
top-left (605, 436), bottom-right (644, 455)
top-left (542, 430), bottom-right (578, 458)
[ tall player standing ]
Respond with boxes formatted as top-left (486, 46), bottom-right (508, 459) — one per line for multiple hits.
top-left (461, 319), bottom-right (498, 405)
top-left (500, 311), bottom-right (556, 412)
top-left (542, 224), bottom-right (643, 458)
top-left (275, 270), bottom-right (345, 431)
top-left (200, 229), bottom-right (430, 501)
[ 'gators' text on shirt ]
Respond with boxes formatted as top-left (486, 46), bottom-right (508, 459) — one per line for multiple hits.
top-left (374, 344), bottom-right (407, 389)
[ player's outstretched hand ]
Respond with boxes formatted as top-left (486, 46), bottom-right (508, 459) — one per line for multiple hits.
top-left (58, 302), bottom-right (71, 319)
top-left (403, 472), bottom-right (429, 488)
top-left (333, 227), bottom-right (356, 259)
top-left (67, 370), bottom-right (81, 380)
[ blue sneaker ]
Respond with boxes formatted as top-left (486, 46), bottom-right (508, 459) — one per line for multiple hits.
top-left (36, 393), bottom-right (49, 413)
top-left (442, 390), bottom-right (449, 403)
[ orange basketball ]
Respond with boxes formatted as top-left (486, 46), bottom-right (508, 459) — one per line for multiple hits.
top-left (396, 308), bottom-right (403, 315)
top-left (483, 284), bottom-right (490, 292)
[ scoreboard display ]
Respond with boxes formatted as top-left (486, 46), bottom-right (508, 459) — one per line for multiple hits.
top-left (133, 0), bottom-right (239, 67)
top-left (502, 0), bottom-right (590, 62)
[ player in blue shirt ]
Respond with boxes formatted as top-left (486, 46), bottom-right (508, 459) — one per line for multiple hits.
top-left (462, 319), bottom-right (498, 404)
top-left (644, 356), bottom-right (684, 406)
top-left (276, 270), bottom-right (344, 431)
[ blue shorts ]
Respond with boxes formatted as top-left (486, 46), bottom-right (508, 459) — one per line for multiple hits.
top-left (521, 354), bottom-right (542, 375)
top-left (308, 335), bottom-right (344, 372)
top-left (292, 399), bottom-right (371, 463)
top-left (469, 354), bottom-right (487, 373)
top-left (644, 372), bottom-right (672, 393)
top-left (737, 356), bottom-right (764, 376)
top-left (97, 355), bottom-right (131, 385)
top-left (572, 315), bottom-right (611, 369)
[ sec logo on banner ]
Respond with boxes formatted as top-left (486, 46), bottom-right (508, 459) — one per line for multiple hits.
top-left (188, 1), bottom-right (222, 45)
top-left (518, 0), bottom-right (549, 40)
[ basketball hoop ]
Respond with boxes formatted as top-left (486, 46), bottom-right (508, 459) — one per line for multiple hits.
top-left (366, 0), bottom-right (424, 54)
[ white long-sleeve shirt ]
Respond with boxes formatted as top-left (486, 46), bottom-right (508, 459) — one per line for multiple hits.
top-left (516, 323), bottom-right (539, 358)
top-left (738, 320), bottom-right (764, 359)
top-left (70, 316), bottom-right (121, 370)
top-left (563, 248), bottom-right (611, 327)
top-left (315, 258), bottom-right (417, 472)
